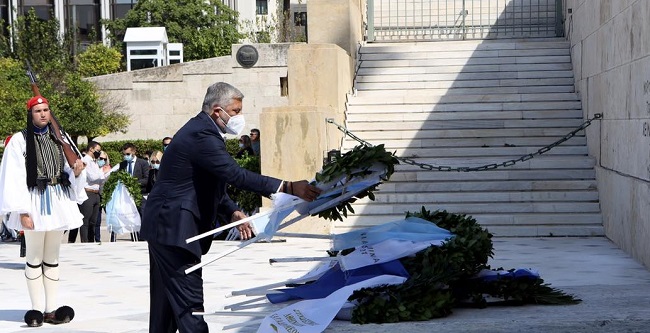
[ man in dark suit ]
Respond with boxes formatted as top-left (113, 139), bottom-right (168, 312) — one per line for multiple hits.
top-left (117, 142), bottom-right (149, 241)
top-left (140, 82), bottom-right (321, 333)
top-left (118, 142), bottom-right (150, 194)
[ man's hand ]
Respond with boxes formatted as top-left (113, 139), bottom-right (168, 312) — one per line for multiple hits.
top-left (73, 159), bottom-right (85, 177)
top-left (20, 213), bottom-right (34, 230)
top-left (231, 211), bottom-right (253, 240)
top-left (289, 180), bottom-right (322, 202)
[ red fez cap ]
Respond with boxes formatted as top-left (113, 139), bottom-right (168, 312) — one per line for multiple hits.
top-left (26, 96), bottom-right (49, 110)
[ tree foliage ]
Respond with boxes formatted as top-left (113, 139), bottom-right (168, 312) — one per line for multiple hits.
top-left (0, 10), bottom-right (130, 141)
top-left (104, 0), bottom-right (244, 62)
top-left (77, 44), bottom-right (122, 77)
top-left (0, 58), bottom-right (32, 136)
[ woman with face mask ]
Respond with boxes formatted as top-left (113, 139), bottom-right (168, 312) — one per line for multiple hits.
top-left (235, 135), bottom-right (255, 159)
top-left (145, 150), bottom-right (163, 194)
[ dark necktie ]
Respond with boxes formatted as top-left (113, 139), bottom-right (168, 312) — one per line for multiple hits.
top-left (128, 161), bottom-right (133, 175)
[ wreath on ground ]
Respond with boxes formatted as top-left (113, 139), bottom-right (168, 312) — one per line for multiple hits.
top-left (314, 144), bottom-right (399, 221)
top-left (343, 207), bottom-right (581, 324)
top-left (100, 171), bottom-right (143, 209)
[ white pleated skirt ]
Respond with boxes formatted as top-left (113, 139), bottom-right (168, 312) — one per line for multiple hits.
top-left (4, 184), bottom-right (83, 232)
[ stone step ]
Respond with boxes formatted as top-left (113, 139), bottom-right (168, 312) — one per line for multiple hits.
top-left (384, 145), bottom-right (589, 158)
top-left (346, 110), bottom-right (583, 122)
top-left (370, 156), bottom-right (595, 170)
top-left (357, 64), bottom-right (573, 75)
top-left (348, 93), bottom-right (579, 105)
top-left (377, 179), bottom-right (598, 192)
top-left (360, 56), bottom-right (571, 68)
top-left (388, 169), bottom-right (596, 182)
top-left (360, 48), bottom-right (570, 60)
top-left (365, 191), bottom-right (599, 204)
top-left (361, 39), bottom-right (569, 53)
top-left (355, 78), bottom-right (575, 90)
top-left (347, 101), bottom-right (582, 111)
top-left (342, 136), bottom-right (587, 148)
top-left (389, 157), bottom-right (595, 171)
top-left (344, 119), bottom-right (584, 131)
top-left (354, 85), bottom-right (575, 96)
top-left (346, 128), bottom-right (585, 139)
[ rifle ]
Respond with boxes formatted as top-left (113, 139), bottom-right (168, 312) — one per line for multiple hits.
top-left (25, 61), bottom-right (83, 167)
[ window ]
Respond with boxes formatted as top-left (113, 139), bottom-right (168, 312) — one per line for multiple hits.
top-left (65, 0), bottom-right (101, 49)
top-left (130, 58), bottom-right (157, 70)
top-left (19, 0), bottom-right (54, 20)
top-left (256, 0), bottom-right (267, 15)
top-left (130, 49), bottom-right (157, 55)
top-left (294, 12), bottom-right (307, 27)
top-left (111, 0), bottom-right (137, 20)
top-left (0, 0), bottom-right (8, 39)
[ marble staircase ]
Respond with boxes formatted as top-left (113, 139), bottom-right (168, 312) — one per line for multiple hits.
top-left (335, 38), bottom-right (602, 237)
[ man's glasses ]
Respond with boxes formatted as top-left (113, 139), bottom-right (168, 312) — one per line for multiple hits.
top-left (123, 153), bottom-right (132, 156)
top-left (150, 160), bottom-right (160, 164)
top-left (250, 133), bottom-right (258, 136)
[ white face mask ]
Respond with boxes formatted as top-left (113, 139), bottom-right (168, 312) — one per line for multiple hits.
top-left (151, 163), bottom-right (160, 170)
top-left (238, 143), bottom-right (244, 148)
top-left (219, 109), bottom-right (246, 136)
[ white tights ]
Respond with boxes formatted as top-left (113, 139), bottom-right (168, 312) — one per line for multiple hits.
top-left (24, 230), bottom-right (64, 313)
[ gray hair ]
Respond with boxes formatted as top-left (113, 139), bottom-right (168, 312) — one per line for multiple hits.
top-left (201, 82), bottom-right (244, 114)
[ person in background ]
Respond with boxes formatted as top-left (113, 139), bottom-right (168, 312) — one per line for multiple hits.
top-left (235, 135), bottom-right (255, 158)
top-left (143, 150), bottom-right (153, 168)
top-left (116, 143), bottom-right (149, 194)
top-left (112, 142), bottom-right (149, 241)
top-left (145, 150), bottom-right (163, 194)
top-left (162, 136), bottom-right (172, 152)
top-left (69, 141), bottom-right (107, 243)
top-left (249, 128), bottom-right (260, 156)
top-left (0, 95), bottom-right (85, 326)
top-left (140, 82), bottom-right (321, 333)
top-left (94, 151), bottom-right (111, 242)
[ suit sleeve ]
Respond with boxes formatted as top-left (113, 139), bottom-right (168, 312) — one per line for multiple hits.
top-left (217, 192), bottom-right (240, 223)
top-left (194, 128), bottom-right (282, 197)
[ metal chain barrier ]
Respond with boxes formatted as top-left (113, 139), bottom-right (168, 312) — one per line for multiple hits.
top-left (326, 113), bottom-right (602, 172)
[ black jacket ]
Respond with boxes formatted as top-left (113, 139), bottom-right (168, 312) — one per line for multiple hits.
top-left (140, 112), bottom-right (282, 258)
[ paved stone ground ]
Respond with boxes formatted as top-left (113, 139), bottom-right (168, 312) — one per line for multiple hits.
top-left (0, 235), bottom-right (649, 333)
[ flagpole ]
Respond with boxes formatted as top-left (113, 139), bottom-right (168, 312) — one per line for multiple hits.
top-left (224, 296), bottom-right (268, 309)
top-left (269, 257), bottom-right (337, 264)
top-left (185, 213), bottom-right (310, 274)
top-left (273, 232), bottom-right (332, 239)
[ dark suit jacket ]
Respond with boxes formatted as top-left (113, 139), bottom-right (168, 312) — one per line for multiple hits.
top-left (140, 112), bottom-right (282, 258)
top-left (118, 157), bottom-right (150, 194)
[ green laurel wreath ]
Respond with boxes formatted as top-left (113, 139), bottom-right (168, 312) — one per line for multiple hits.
top-left (100, 170), bottom-right (143, 208)
top-left (345, 207), bottom-right (581, 324)
top-left (314, 144), bottom-right (399, 221)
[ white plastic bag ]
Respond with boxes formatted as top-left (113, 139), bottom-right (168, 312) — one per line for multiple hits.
top-left (105, 181), bottom-right (141, 235)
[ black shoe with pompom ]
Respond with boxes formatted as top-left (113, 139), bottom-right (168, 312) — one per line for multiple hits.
top-left (44, 306), bottom-right (74, 325)
top-left (24, 310), bottom-right (43, 327)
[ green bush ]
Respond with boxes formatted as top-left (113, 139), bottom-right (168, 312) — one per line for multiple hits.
top-left (76, 44), bottom-right (122, 77)
top-left (225, 138), bottom-right (262, 214)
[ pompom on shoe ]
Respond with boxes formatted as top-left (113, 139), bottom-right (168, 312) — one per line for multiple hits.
top-left (44, 306), bottom-right (74, 325)
top-left (24, 310), bottom-right (44, 327)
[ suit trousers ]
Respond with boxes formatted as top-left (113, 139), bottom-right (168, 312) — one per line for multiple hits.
top-left (148, 242), bottom-right (208, 333)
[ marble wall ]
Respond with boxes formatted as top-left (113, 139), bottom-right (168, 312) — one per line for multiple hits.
top-left (566, 0), bottom-right (650, 268)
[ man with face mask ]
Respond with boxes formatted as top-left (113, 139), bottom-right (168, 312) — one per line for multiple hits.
top-left (0, 95), bottom-right (86, 326)
top-left (140, 82), bottom-right (322, 332)
top-left (68, 141), bottom-right (108, 243)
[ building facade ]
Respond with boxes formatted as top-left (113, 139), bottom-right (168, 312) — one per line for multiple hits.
top-left (0, 0), bottom-right (306, 50)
